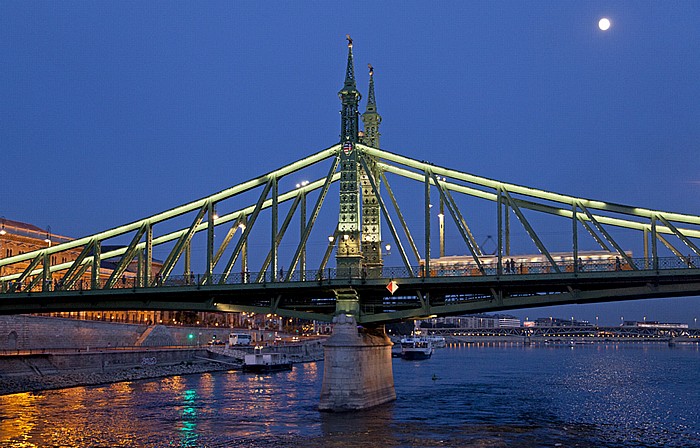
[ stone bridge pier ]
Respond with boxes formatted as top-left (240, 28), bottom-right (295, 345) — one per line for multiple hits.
top-left (318, 313), bottom-right (396, 412)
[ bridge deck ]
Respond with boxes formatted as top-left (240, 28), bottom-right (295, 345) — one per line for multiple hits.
top-left (2, 259), bottom-right (699, 324)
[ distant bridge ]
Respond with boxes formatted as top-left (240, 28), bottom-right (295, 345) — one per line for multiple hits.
top-left (425, 324), bottom-right (700, 341)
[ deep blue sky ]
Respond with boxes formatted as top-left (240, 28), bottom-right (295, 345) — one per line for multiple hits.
top-left (1, 1), bottom-right (699, 326)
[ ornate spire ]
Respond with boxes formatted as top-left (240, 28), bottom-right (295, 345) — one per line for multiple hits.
top-left (366, 64), bottom-right (377, 113)
top-left (359, 62), bottom-right (383, 278)
top-left (343, 34), bottom-right (357, 90)
top-left (336, 35), bottom-right (363, 278)
top-left (361, 63), bottom-right (382, 149)
top-left (339, 35), bottom-right (361, 143)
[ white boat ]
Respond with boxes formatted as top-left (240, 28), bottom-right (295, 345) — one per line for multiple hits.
top-left (242, 348), bottom-right (292, 373)
top-left (426, 335), bottom-right (446, 348)
top-left (400, 338), bottom-right (434, 360)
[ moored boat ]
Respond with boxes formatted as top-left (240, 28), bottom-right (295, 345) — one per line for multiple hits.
top-left (426, 335), bottom-right (446, 348)
top-left (242, 349), bottom-right (293, 373)
top-left (401, 338), bottom-right (434, 360)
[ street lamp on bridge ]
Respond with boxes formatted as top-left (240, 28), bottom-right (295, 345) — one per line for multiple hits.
top-left (383, 243), bottom-right (391, 257)
top-left (44, 225), bottom-right (52, 247)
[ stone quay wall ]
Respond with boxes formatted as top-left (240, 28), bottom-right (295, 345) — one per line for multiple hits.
top-left (0, 348), bottom-right (234, 396)
top-left (0, 315), bottom-right (326, 396)
top-left (0, 315), bottom-right (232, 351)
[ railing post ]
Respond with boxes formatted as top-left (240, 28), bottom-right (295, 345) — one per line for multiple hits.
top-left (643, 227), bottom-right (649, 269)
top-left (573, 202), bottom-right (579, 273)
top-left (206, 201), bottom-right (214, 284)
top-left (300, 188), bottom-right (306, 281)
top-left (271, 175), bottom-right (278, 282)
top-left (497, 187), bottom-right (503, 275)
top-left (92, 241), bottom-right (101, 290)
top-left (651, 215), bottom-right (659, 271)
top-left (424, 169), bottom-right (431, 278)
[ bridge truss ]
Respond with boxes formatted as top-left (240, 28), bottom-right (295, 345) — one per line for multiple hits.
top-left (1, 144), bottom-right (700, 323)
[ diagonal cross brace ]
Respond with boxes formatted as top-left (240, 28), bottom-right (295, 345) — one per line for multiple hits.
top-left (213, 214), bottom-right (246, 268)
top-left (65, 263), bottom-right (91, 290)
top-left (578, 202), bottom-right (637, 270)
top-left (657, 215), bottom-right (700, 258)
top-left (360, 155), bottom-right (414, 276)
top-left (257, 194), bottom-right (302, 282)
top-left (105, 223), bottom-right (148, 289)
top-left (317, 227), bottom-right (339, 279)
top-left (656, 233), bottom-right (686, 261)
top-left (576, 213), bottom-right (611, 251)
top-left (220, 179), bottom-right (274, 284)
top-left (437, 178), bottom-right (482, 257)
top-left (417, 291), bottom-right (430, 312)
top-left (380, 171), bottom-right (421, 264)
top-left (60, 239), bottom-right (96, 288)
top-left (431, 172), bottom-right (484, 273)
top-left (15, 253), bottom-right (44, 285)
top-left (157, 204), bottom-right (209, 283)
top-left (26, 268), bottom-right (45, 291)
top-left (285, 155), bottom-right (341, 281)
top-left (502, 188), bottom-right (561, 273)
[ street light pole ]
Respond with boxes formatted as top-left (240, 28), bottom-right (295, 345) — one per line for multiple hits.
top-left (439, 192), bottom-right (445, 258)
top-left (44, 225), bottom-right (52, 247)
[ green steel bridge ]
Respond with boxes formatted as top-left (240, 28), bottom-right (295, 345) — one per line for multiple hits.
top-left (2, 39), bottom-right (700, 324)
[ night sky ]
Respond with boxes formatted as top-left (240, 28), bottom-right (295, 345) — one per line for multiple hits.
top-left (1, 2), bottom-right (699, 326)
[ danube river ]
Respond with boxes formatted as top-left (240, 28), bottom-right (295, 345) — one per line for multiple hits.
top-left (1, 343), bottom-right (698, 447)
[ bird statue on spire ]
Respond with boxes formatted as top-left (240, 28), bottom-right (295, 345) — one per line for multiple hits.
top-left (346, 34), bottom-right (353, 47)
top-left (368, 63), bottom-right (373, 76)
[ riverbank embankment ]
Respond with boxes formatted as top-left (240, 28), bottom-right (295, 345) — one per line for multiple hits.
top-left (0, 340), bottom-right (325, 396)
top-left (0, 348), bottom-right (229, 395)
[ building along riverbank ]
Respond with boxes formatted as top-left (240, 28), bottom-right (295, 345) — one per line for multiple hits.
top-left (0, 315), bottom-right (326, 396)
top-left (0, 341), bottom-right (325, 396)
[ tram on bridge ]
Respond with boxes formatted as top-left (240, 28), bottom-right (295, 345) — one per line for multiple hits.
top-left (419, 250), bottom-right (634, 277)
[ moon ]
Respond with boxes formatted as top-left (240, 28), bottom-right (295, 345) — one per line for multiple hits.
top-left (598, 17), bottom-right (611, 31)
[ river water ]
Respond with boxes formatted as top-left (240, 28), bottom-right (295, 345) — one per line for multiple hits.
top-left (1, 343), bottom-right (698, 447)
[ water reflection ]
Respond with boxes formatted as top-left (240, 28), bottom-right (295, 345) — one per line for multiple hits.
top-left (179, 389), bottom-right (199, 447)
top-left (0, 392), bottom-right (43, 447)
top-left (552, 344), bottom-right (700, 447)
top-left (319, 402), bottom-right (396, 446)
top-left (195, 373), bottom-right (214, 401)
top-left (0, 347), bottom-right (698, 447)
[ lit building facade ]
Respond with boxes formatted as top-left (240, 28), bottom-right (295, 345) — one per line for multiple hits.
top-left (425, 314), bottom-right (521, 329)
top-left (0, 217), bottom-right (230, 327)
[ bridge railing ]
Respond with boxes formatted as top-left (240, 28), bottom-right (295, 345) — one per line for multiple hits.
top-left (1, 255), bottom-right (698, 294)
top-left (417, 255), bottom-right (698, 277)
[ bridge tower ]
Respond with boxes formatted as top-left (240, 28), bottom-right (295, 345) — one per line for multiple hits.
top-left (336, 35), bottom-right (363, 280)
top-left (360, 64), bottom-right (384, 279)
top-left (320, 37), bottom-right (395, 412)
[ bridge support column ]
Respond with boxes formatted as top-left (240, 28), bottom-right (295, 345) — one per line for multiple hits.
top-left (319, 314), bottom-right (396, 412)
